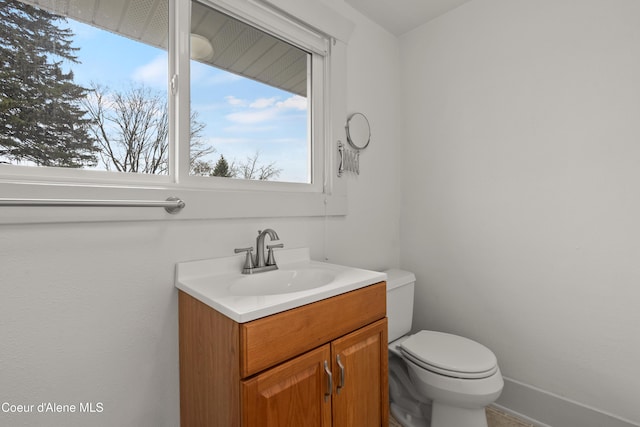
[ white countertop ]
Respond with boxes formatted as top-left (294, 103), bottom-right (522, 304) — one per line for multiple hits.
top-left (175, 248), bottom-right (387, 323)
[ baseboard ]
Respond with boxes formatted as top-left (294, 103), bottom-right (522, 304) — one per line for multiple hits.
top-left (495, 377), bottom-right (639, 427)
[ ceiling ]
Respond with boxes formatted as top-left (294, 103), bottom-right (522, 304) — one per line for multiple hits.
top-left (22, 0), bottom-right (308, 97)
top-left (18, 0), bottom-right (474, 96)
top-left (190, 1), bottom-right (308, 96)
top-left (344, 0), bottom-right (474, 36)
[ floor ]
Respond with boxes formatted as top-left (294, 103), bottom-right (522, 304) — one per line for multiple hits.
top-left (389, 406), bottom-right (534, 427)
top-left (485, 407), bottom-right (534, 427)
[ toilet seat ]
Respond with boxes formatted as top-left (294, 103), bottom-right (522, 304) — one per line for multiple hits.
top-left (399, 331), bottom-right (498, 379)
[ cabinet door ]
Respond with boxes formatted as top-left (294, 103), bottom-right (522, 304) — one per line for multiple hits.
top-left (242, 345), bottom-right (332, 427)
top-left (331, 319), bottom-right (389, 427)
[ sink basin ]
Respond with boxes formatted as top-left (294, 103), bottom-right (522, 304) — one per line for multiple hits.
top-left (229, 268), bottom-right (336, 296)
top-left (175, 248), bottom-right (387, 322)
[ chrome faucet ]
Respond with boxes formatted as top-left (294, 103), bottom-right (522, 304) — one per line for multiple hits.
top-left (255, 229), bottom-right (280, 268)
top-left (234, 229), bottom-right (284, 274)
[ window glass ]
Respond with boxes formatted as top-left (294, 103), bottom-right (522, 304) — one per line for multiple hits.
top-left (189, 0), bottom-right (311, 184)
top-left (0, 0), bottom-right (169, 174)
top-left (1, 0), bottom-right (321, 188)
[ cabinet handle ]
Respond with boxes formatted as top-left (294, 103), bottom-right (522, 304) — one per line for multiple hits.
top-left (324, 361), bottom-right (333, 402)
top-left (336, 354), bottom-right (345, 394)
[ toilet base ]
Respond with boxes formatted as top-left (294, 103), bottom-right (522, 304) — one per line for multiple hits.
top-left (390, 402), bottom-right (430, 427)
top-left (431, 402), bottom-right (488, 427)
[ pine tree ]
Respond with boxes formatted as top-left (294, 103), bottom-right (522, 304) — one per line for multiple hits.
top-left (212, 155), bottom-right (234, 177)
top-left (0, 0), bottom-right (97, 167)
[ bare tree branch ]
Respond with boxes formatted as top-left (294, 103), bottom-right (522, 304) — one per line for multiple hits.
top-left (82, 82), bottom-right (214, 174)
top-left (231, 151), bottom-right (281, 181)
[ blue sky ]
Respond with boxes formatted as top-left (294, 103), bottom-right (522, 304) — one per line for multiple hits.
top-left (65, 19), bottom-right (310, 183)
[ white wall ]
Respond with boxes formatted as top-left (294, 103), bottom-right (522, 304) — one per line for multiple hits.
top-left (325, 0), bottom-right (403, 270)
top-left (0, 4), bottom-right (401, 426)
top-left (399, 0), bottom-right (640, 424)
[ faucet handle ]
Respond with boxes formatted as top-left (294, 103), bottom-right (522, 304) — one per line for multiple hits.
top-left (234, 247), bottom-right (255, 273)
top-left (266, 243), bottom-right (284, 266)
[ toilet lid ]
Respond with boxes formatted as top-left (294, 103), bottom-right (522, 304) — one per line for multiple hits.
top-left (399, 331), bottom-right (498, 379)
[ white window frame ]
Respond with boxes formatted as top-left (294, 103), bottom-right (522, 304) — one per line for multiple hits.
top-left (0, 0), bottom-right (353, 224)
top-left (174, 0), bottom-right (326, 194)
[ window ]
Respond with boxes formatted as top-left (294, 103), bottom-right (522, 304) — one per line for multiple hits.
top-left (0, 0), bottom-right (351, 222)
top-left (0, 0), bottom-right (324, 188)
top-left (0, 0), bottom-right (170, 177)
top-left (189, 0), bottom-right (312, 184)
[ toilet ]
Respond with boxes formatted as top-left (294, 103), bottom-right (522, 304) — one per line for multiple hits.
top-left (385, 269), bottom-right (504, 427)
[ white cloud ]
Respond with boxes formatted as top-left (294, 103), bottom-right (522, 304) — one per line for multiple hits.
top-left (224, 124), bottom-right (277, 133)
top-left (131, 54), bottom-right (168, 88)
top-left (225, 96), bottom-right (247, 107)
top-left (250, 97), bottom-right (278, 109)
top-left (227, 109), bottom-right (278, 124)
top-left (225, 94), bottom-right (307, 125)
top-left (276, 95), bottom-right (307, 111)
top-left (205, 137), bottom-right (250, 145)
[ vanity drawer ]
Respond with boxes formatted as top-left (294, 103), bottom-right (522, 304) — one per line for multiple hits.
top-left (239, 281), bottom-right (386, 378)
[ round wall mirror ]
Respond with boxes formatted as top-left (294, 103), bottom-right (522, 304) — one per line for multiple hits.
top-left (345, 112), bottom-right (371, 150)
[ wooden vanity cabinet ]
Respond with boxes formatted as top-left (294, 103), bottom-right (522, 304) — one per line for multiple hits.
top-left (179, 281), bottom-right (388, 427)
top-left (242, 344), bottom-right (332, 427)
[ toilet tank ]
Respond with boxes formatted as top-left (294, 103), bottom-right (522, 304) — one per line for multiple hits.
top-left (384, 269), bottom-right (416, 343)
